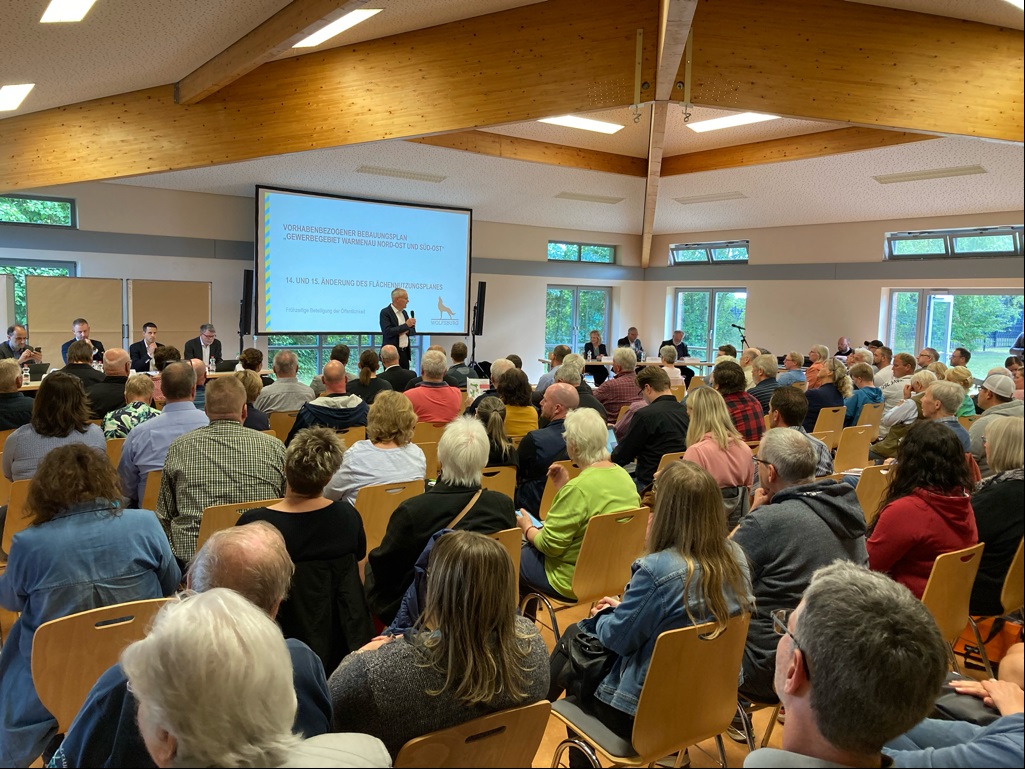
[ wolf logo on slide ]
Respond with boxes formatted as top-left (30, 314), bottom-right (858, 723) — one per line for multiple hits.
top-left (437, 296), bottom-right (455, 319)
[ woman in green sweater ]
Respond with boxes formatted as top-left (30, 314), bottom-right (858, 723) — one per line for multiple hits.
top-left (516, 407), bottom-right (641, 600)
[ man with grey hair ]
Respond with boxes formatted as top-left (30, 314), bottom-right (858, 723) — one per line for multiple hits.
top-left (917, 346), bottom-right (940, 369)
top-left (404, 349), bottom-right (462, 423)
top-left (553, 353), bottom-right (607, 423)
top-left (378, 343), bottom-right (417, 392)
top-left (85, 347), bottom-right (133, 418)
top-left (253, 349), bottom-right (315, 413)
top-left (534, 344), bottom-right (571, 403)
top-left (739, 347), bottom-right (761, 389)
top-left (593, 346), bottom-right (642, 422)
top-left (517, 382), bottom-right (579, 513)
top-left (183, 323), bottom-right (221, 368)
top-left (380, 286), bottom-right (415, 369)
top-left (749, 354), bottom-right (780, 414)
top-left (920, 380), bottom-right (971, 450)
top-left (744, 561), bottom-right (947, 767)
top-left (285, 359), bottom-right (368, 444)
top-left (731, 428), bottom-right (868, 712)
top-left (465, 356), bottom-right (515, 415)
top-left (0, 359), bottom-right (34, 430)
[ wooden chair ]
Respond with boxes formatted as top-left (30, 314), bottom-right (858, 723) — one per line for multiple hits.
top-left (261, 428), bottom-right (278, 437)
top-left (105, 437), bottom-right (125, 468)
top-left (394, 700), bottom-right (551, 768)
top-left (763, 414), bottom-right (771, 432)
top-left (31, 597), bottom-right (171, 735)
top-left (0, 452), bottom-right (10, 508)
top-left (958, 414), bottom-right (980, 431)
top-left (418, 441), bottom-right (439, 481)
top-left (412, 421), bottom-right (447, 445)
top-left (141, 470), bottom-right (162, 511)
top-left (0, 427), bottom-right (15, 452)
top-left (967, 538), bottom-right (1024, 678)
top-left (854, 464), bottom-right (893, 527)
top-left (268, 409), bottom-right (299, 442)
top-left (1, 479), bottom-right (31, 556)
top-left (921, 543), bottom-right (986, 673)
top-left (811, 406), bottom-right (846, 450)
top-left (832, 426), bottom-right (873, 473)
top-left (670, 384), bottom-right (686, 402)
top-left (194, 498), bottom-right (283, 554)
top-left (655, 451), bottom-right (687, 476)
top-left (488, 527), bottom-right (522, 590)
top-left (335, 425), bottom-right (366, 445)
top-left (551, 614), bottom-right (751, 768)
top-left (481, 466), bottom-right (516, 499)
top-left (538, 459), bottom-right (582, 520)
top-left (354, 480), bottom-right (424, 554)
top-left (808, 430), bottom-right (833, 447)
top-left (855, 402), bottom-right (884, 441)
top-left (615, 404), bottom-right (631, 423)
top-left (521, 507), bottom-right (648, 639)
top-left (687, 376), bottom-right (706, 394)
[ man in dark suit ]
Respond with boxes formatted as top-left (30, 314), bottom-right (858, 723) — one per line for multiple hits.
top-left (129, 322), bottom-right (164, 372)
top-left (183, 324), bottom-right (222, 368)
top-left (378, 345), bottom-right (417, 392)
top-left (61, 317), bottom-right (105, 364)
top-left (379, 287), bottom-right (415, 370)
top-left (0, 324), bottom-right (42, 365)
top-left (616, 326), bottom-right (644, 359)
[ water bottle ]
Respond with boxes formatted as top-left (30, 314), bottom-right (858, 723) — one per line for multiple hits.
top-left (586, 349), bottom-right (592, 361)
top-left (207, 358), bottom-right (215, 375)
top-left (22, 364), bottom-right (30, 385)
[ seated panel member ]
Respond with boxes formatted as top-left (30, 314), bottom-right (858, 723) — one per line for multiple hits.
top-left (60, 317), bottom-right (105, 364)
top-left (0, 324), bottom-right (43, 365)
top-left (583, 329), bottom-right (610, 386)
top-left (182, 323), bottom-right (222, 368)
top-left (129, 322), bottom-right (163, 372)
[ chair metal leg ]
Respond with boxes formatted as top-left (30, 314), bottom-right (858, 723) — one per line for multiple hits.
top-left (551, 737), bottom-right (600, 768)
top-left (946, 641), bottom-right (962, 675)
top-left (520, 591), bottom-right (562, 640)
top-left (736, 702), bottom-right (756, 752)
top-left (714, 735), bottom-right (727, 768)
top-left (761, 703), bottom-right (781, 748)
top-left (967, 616), bottom-right (995, 679)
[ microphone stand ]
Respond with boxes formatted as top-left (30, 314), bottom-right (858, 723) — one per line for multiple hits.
top-left (468, 301), bottom-right (484, 377)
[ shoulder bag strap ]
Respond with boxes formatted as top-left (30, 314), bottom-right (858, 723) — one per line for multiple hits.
top-left (447, 489), bottom-right (483, 530)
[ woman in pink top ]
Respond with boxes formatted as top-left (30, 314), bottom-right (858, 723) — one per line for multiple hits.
top-left (681, 387), bottom-right (754, 488)
top-left (804, 344), bottom-right (829, 390)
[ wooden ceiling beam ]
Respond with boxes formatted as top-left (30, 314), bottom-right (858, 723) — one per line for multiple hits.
top-left (176, 0), bottom-right (370, 105)
top-left (655, 0), bottom-right (698, 101)
top-left (661, 126), bottom-right (936, 176)
top-left (409, 131), bottom-right (647, 177)
top-left (683, 0), bottom-right (1023, 143)
top-left (0, 0), bottom-right (659, 191)
top-left (641, 102), bottom-right (669, 268)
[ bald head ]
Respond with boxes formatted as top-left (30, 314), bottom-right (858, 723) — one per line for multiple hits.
top-left (190, 358), bottom-right (207, 386)
top-left (321, 360), bottom-right (347, 393)
top-left (380, 345), bottom-right (399, 366)
top-left (541, 382), bottom-right (580, 422)
top-left (103, 348), bottom-right (131, 376)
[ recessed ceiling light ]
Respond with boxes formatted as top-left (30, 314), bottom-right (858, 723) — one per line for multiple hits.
top-left (872, 165), bottom-right (987, 184)
top-left (686, 112), bottom-right (780, 133)
top-left (538, 116), bottom-right (624, 134)
top-left (293, 9), bottom-right (382, 48)
top-left (41, 0), bottom-right (98, 23)
top-left (554, 192), bottom-right (625, 204)
top-left (0, 84), bottom-right (35, 111)
top-left (355, 165), bottom-right (446, 183)
top-left (673, 191), bottom-right (748, 205)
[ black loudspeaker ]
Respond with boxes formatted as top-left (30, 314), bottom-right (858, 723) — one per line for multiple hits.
top-left (240, 269), bottom-right (254, 337)
top-left (472, 281), bottom-right (487, 336)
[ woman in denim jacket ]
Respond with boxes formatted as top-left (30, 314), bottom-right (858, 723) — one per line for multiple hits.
top-left (0, 445), bottom-right (180, 767)
top-left (557, 460), bottom-right (753, 748)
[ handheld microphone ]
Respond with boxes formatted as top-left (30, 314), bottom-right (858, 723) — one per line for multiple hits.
top-left (410, 310), bottom-right (415, 319)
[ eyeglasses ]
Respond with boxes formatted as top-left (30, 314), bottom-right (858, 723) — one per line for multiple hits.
top-left (771, 608), bottom-right (810, 679)
top-left (752, 456), bottom-right (772, 469)
top-left (200, 332), bottom-right (217, 341)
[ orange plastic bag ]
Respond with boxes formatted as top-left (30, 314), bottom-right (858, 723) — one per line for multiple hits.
top-left (954, 616), bottom-right (1023, 672)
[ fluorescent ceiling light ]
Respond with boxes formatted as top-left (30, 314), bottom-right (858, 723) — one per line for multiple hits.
top-left (872, 165), bottom-right (987, 184)
top-left (686, 112), bottom-right (780, 133)
top-left (674, 191), bottom-right (748, 205)
top-left (538, 116), bottom-right (624, 134)
top-left (293, 9), bottom-right (382, 48)
top-left (0, 84), bottom-right (35, 111)
top-left (41, 0), bottom-right (98, 23)
top-left (554, 192), bottom-right (625, 204)
top-left (355, 165), bottom-right (446, 183)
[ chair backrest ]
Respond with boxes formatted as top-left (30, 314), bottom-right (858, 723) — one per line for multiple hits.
top-left (141, 470), bottom-right (162, 511)
top-left (412, 421), bottom-right (447, 445)
top-left (105, 437), bottom-right (125, 468)
top-left (261, 428), bottom-right (278, 437)
top-left (655, 451), bottom-right (686, 476)
top-left (268, 409), bottom-right (300, 441)
top-left (812, 407), bottom-right (846, 449)
top-left (336, 425), bottom-right (367, 445)
top-left (615, 404), bottom-right (631, 423)
top-left (481, 466), bottom-right (516, 499)
top-left (1000, 538), bottom-right (1024, 615)
top-left (0, 427), bottom-right (15, 452)
top-left (488, 527), bottom-right (522, 587)
top-left (921, 543), bottom-right (985, 644)
top-left (394, 699), bottom-right (551, 768)
top-left (855, 402), bottom-right (884, 440)
top-left (958, 414), bottom-right (980, 431)
top-left (355, 480), bottom-right (424, 554)
top-left (687, 376), bottom-right (706, 394)
top-left (539, 459), bottom-right (582, 519)
top-left (571, 507), bottom-right (649, 603)
top-left (32, 597), bottom-right (171, 732)
top-left (670, 384), bottom-right (686, 402)
top-left (631, 614), bottom-right (751, 761)
top-left (854, 464), bottom-right (893, 527)
top-left (807, 430), bottom-right (833, 447)
top-left (832, 426), bottom-right (873, 473)
top-left (195, 498), bottom-right (283, 554)
top-left (0, 452), bottom-right (10, 508)
top-left (417, 441), bottom-right (439, 481)
top-left (1, 478), bottom-right (32, 555)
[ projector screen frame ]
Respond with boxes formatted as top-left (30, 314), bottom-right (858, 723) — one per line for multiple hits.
top-left (254, 184), bottom-right (473, 336)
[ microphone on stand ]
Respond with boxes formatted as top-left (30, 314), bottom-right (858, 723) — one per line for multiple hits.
top-left (730, 323), bottom-right (745, 330)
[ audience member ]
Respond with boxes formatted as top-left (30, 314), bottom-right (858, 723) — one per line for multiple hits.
top-left (238, 346), bottom-right (274, 387)
top-left (804, 344), bottom-right (829, 390)
top-left (60, 317), bottom-right (104, 364)
top-left (776, 351), bottom-right (806, 388)
top-left (475, 395), bottom-right (518, 467)
top-left (873, 369), bottom-right (936, 458)
top-left (365, 417), bottom-right (516, 624)
top-left (745, 562), bottom-right (948, 768)
top-left (712, 360), bottom-right (764, 443)
top-left (803, 358), bottom-right (851, 432)
top-left (738, 347), bottom-right (760, 389)
top-left (880, 352), bottom-right (916, 410)
top-left (844, 362), bottom-right (883, 426)
top-left (864, 339), bottom-right (884, 353)
top-left (377, 343), bottom-right (416, 392)
top-left (150, 344), bottom-right (182, 401)
top-left (0, 359), bottom-right (34, 430)
top-left (535, 344), bottom-right (570, 400)
top-left (310, 343), bottom-right (349, 396)
top-left (118, 361), bottom-right (209, 507)
top-left (506, 353), bottom-right (523, 369)
top-left (325, 390), bottom-right (425, 505)
top-left (332, 530), bottom-right (548, 759)
top-left (0, 324), bottom-right (42, 364)
top-left (516, 382), bottom-right (578, 513)
top-left (85, 348), bottom-right (133, 419)
top-left (190, 358), bottom-right (208, 410)
top-left (867, 421), bottom-right (977, 599)
top-left (129, 322), bottom-right (162, 372)
top-left (405, 345), bottom-right (462, 390)
top-left (658, 345), bottom-right (684, 386)
top-left (765, 387), bottom-right (834, 479)
top-left (234, 369), bottom-right (271, 431)
top-left (612, 390), bottom-right (647, 442)
top-left (182, 323), bottom-right (221, 367)
top-left (346, 349), bottom-right (392, 404)
top-left (748, 354), bottom-right (780, 414)
top-left (617, 326), bottom-right (644, 358)
top-left (404, 349), bottom-right (463, 423)
top-left (971, 374), bottom-right (1023, 477)
top-left (594, 347), bottom-right (642, 423)
top-left (921, 380), bottom-right (972, 450)
top-left (518, 408), bottom-right (640, 601)
top-left (553, 354), bottom-right (607, 423)
top-left (926, 360), bottom-right (948, 379)
top-left (498, 367), bottom-right (539, 436)
top-left (848, 347), bottom-right (875, 371)
top-left (157, 376), bottom-right (286, 564)
top-left (62, 338), bottom-right (105, 386)
top-left (681, 387), bottom-right (754, 490)
top-left (465, 357), bottom-right (514, 415)
top-left (254, 350), bottom-right (315, 413)
top-left (612, 366), bottom-right (690, 491)
top-left (447, 341), bottom-right (474, 387)
top-left (0, 445), bottom-right (179, 767)
top-left (718, 343), bottom-right (738, 360)
top-left (950, 346), bottom-right (972, 367)
top-left (731, 428), bottom-right (868, 705)
top-left (51, 522), bottom-right (341, 768)
top-left (583, 330), bottom-right (609, 386)
top-left (1015, 367), bottom-right (1025, 400)
top-left (285, 360), bottom-right (368, 445)
top-left (103, 373), bottom-right (160, 438)
top-left (873, 346), bottom-right (894, 385)
top-left (917, 347), bottom-right (940, 369)
top-left (835, 337), bottom-right (855, 357)
top-left (1004, 355), bottom-right (1023, 378)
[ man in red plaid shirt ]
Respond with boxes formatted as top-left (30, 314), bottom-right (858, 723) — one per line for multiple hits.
top-left (593, 347), bottom-right (643, 424)
top-left (713, 360), bottom-right (764, 442)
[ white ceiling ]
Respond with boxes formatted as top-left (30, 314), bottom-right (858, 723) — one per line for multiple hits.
top-left (848, 0), bottom-right (1024, 30)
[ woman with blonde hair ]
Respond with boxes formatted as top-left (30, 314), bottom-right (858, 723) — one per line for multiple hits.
top-left (330, 530), bottom-right (549, 758)
top-left (234, 369), bottom-right (270, 431)
top-left (805, 345), bottom-right (829, 390)
top-left (551, 460), bottom-right (752, 753)
top-left (326, 390), bottom-right (425, 505)
top-left (681, 386), bottom-right (754, 489)
top-left (346, 349), bottom-right (392, 404)
top-left (803, 357), bottom-right (852, 431)
top-left (926, 360), bottom-right (948, 379)
top-left (945, 365), bottom-right (977, 417)
top-left (475, 395), bottom-right (518, 467)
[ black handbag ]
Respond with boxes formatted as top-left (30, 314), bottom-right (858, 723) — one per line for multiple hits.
top-left (550, 623), bottom-right (618, 704)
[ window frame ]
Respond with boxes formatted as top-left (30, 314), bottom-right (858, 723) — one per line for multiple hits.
top-left (885, 226), bottom-right (1022, 261)
top-left (267, 333), bottom-right (429, 382)
top-left (544, 284), bottom-right (612, 358)
top-left (546, 240), bottom-right (617, 264)
top-left (669, 239), bottom-right (749, 265)
top-left (0, 193), bottom-right (78, 229)
top-left (0, 258), bottom-right (78, 326)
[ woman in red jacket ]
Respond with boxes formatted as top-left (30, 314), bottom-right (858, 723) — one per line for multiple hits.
top-left (867, 421), bottom-right (978, 598)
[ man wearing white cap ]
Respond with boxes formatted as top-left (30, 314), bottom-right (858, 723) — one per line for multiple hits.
top-left (969, 374), bottom-right (1023, 477)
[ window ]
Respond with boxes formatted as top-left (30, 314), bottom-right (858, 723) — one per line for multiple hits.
top-left (0, 194), bottom-right (76, 227)
top-left (669, 239), bottom-right (749, 265)
top-left (673, 288), bottom-right (747, 360)
top-left (545, 286), bottom-right (610, 357)
top-left (886, 226), bottom-right (1022, 260)
top-left (887, 290), bottom-right (1024, 375)
top-left (547, 241), bottom-right (616, 264)
top-left (0, 259), bottom-right (77, 325)
top-left (267, 334), bottom-right (429, 382)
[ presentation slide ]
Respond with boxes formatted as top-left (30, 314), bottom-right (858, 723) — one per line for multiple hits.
top-left (256, 186), bottom-right (472, 335)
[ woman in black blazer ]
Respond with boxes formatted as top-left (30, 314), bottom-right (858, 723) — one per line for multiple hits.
top-left (583, 330), bottom-right (610, 386)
